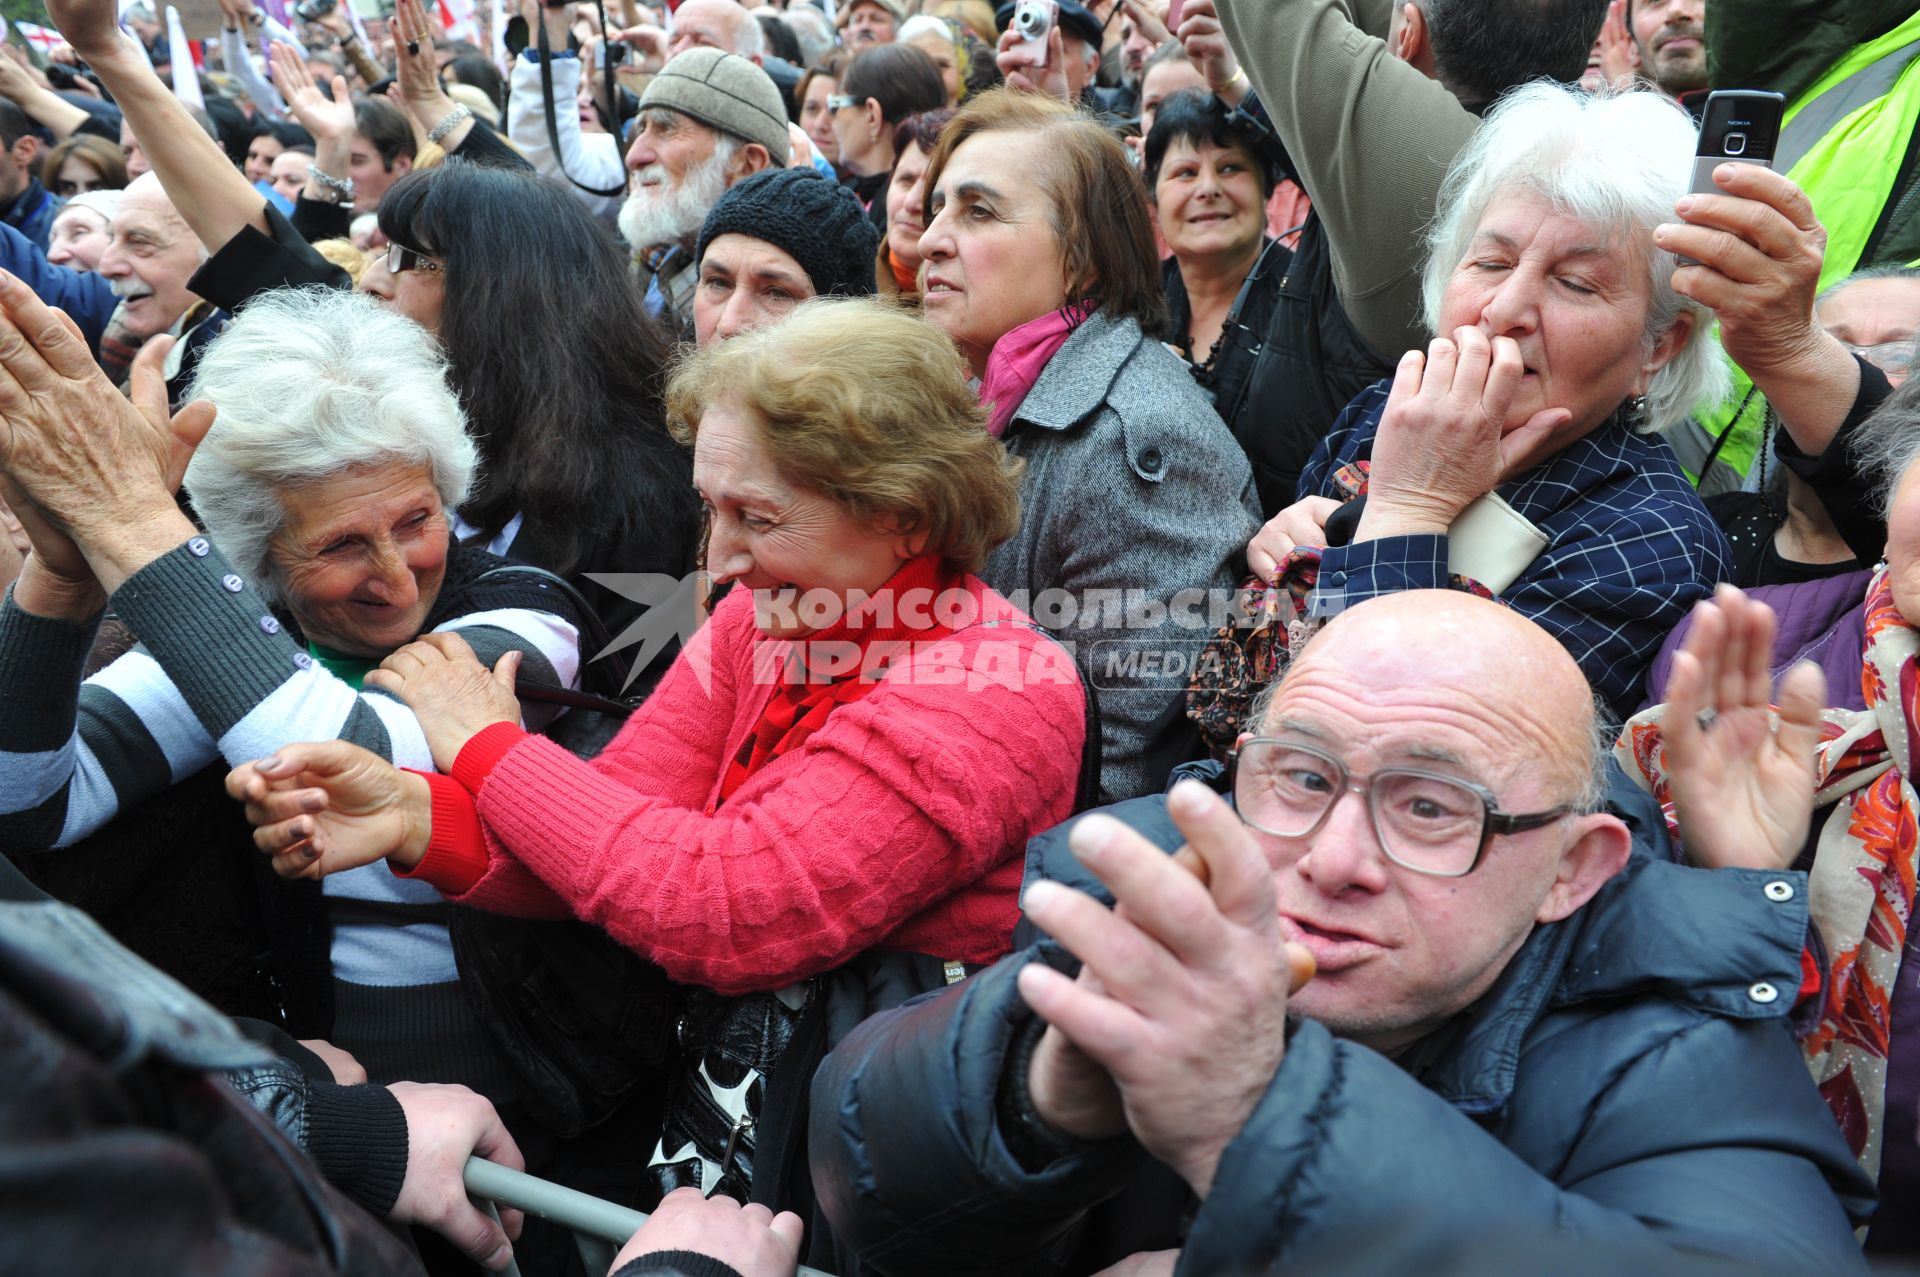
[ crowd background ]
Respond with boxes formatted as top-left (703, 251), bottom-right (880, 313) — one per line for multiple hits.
top-left (0, 0), bottom-right (1917, 1273)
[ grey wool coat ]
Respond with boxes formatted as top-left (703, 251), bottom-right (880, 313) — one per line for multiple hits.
top-left (981, 311), bottom-right (1260, 804)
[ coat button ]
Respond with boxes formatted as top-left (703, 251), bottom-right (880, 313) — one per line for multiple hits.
top-left (259, 616), bottom-right (281, 636)
top-left (292, 651), bottom-right (313, 670)
top-left (1748, 981), bottom-right (1779, 1004)
top-left (186, 536), bottom-right (210, 557)
top-left (221, 573), bottom-right (245, 593)
top-left (1138, 446), bottom-right (1164, 474)
top-left (1763, 880), bottom-right (1794, 903)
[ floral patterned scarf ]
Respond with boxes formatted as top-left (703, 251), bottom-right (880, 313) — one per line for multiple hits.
top-left (1616, 564), bottom-right (1920, 1180)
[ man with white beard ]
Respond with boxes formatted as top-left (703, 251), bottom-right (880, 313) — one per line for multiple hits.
top-left (619, 48), bottom-right (789, 339)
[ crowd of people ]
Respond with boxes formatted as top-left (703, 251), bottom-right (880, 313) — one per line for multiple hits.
top-left (0, 0), bottom-right (1917, 1272)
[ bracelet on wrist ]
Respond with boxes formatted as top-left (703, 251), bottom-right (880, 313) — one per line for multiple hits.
top-left (1219, 66), bottom-right (1248, 93)
top-left (306, 163), bottom-right (355, 204)
top-left (427, 103), bottom-right (472, 145)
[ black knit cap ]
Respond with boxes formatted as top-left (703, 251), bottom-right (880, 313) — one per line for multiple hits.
top-left (695, 168), bottom-right (882, 300)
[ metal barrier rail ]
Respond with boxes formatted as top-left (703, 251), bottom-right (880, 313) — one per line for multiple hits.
top-left (463, 1157), bottom-right (835, 1277)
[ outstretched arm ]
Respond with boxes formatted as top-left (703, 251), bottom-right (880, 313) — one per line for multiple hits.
top-left (45, 0), bottom-right (272, 249)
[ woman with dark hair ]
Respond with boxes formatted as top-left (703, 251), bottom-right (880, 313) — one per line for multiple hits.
top-left (43, 132), bottom-right (127, 196)
top-left (917, 89), bottom-right (1258, 802)
top-left (797, 50), bottom-right (851, 172)
top-left (1145, 87), bottom-right (1290, 490)
top-left (875, 106), bottom-right (951, 301)
top-left (443, 52), bottom-right (507, 116)
top-left (366, 162), bottom-right (698, 645)
top-left (832, 43), bottom-right (947, 229)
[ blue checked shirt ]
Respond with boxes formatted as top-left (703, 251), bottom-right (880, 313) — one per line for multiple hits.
top-left (1299, 382), bottom-right (1732, 716)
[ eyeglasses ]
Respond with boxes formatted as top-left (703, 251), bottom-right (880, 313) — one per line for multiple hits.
top-left (1226, 738), bottom-right (1574, 878)
top-left (826, 93), bottom-right (862, 111)
top-left (1843, 339), bottom-right (1915, 380)
top-left (385, 242), bottom-right (445, 275)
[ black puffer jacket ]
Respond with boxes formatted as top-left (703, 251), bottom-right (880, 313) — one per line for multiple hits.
top-left (809, 774), bottom-right (1875, 1276)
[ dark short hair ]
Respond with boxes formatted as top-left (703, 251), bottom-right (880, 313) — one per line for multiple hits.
top-left (0, 99), bottom-right (40, 151)
top-left (892, 107), bottom-right (954, 158)
top-left (842, 42), bottom-right (948, 126)
top-left (1421, 0), bottom-right (1608, 111)
top-left (445, 54), bottom-right (507, 115)
top-left (253, 118), bottom-right (317, 152)
top-left (923, 89), bottom-right (1165, 332)
top-left (353, 96), bottom-right (415, 168)
top-left (1142, 88), bottom-right (1276, 198)
top-left (757, 12), bottom-right (804, 65)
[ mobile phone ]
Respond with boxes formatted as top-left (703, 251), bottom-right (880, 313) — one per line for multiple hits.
top-left (1688, 89), bottom-right (1784, 196)
top-left (1009, 0), bottom-right (1056, 68)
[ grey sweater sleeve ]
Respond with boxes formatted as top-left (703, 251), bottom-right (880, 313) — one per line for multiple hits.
top-left (0, 586), bottom-right (105, 849)
top-left (1214, 0), bottom-right (1477, 358)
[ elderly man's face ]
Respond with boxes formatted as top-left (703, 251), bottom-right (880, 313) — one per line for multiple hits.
top-left (693, 233), bottom-right (815, 346)
top-left (621, 108), bottom-right (732, 252)
top-left (120, 120), bottom-right (150, 179)
top-left (95, 176), bottom-right (204, 341)
top-left (1438, 189), bottom-right (1689, 445)
top-left (1250, 593), bottom-right (1624, 1056)
top-left (268, 460), bottom-right (450, 658)
top-left (669, 0), bottom-right (754, 58)
top-left (845, 0), bottom-right (897, 46)
top-left (1061, 30), bottom-right (1099, 101)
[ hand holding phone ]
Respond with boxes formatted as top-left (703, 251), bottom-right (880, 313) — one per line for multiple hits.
top-left (1009, 0), bottom-right (1056, 68)
top-left (1677, 89), bottom-right (1784, 266)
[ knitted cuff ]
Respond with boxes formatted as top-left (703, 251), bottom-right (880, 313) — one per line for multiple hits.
top-left (995, 1015), bottom-right (1096, 1173)
top-left (451, 720), bottom-right (528, 794)
top-left (611, 1253), bottom-right (747, 1277)
top-left (301, 1081), bottom-right (411, 1217)
top-left (110, 537), bottom-right (303, 739)
top-left (0, 583), bottom-right (103, 751)
top-left (394, 770), bottom-right (489, 895)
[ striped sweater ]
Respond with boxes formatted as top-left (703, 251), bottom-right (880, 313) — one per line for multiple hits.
top-left (0, 537), bottom-right (582, 988)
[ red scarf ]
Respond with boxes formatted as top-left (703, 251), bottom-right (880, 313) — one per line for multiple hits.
top-left (978, 303), bottom-right (1091, 438)
top-left (717, 555), bottom-right (963, 805)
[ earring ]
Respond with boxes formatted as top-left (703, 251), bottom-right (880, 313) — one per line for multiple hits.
top-left (1624, 394), bottom-right (1648, 430)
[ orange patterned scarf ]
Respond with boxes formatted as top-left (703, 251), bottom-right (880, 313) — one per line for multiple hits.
top-left (1617, 565), bottom-right (1920, 1181)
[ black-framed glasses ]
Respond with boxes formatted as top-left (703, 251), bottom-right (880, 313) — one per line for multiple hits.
top-left (385, 242), bottom-right (445, 275)
top-left (1225, 738), bottom-right (1574, 878)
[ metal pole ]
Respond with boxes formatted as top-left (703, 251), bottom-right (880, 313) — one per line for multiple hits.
top-left (463, 1157), bottom-right (835, 1277)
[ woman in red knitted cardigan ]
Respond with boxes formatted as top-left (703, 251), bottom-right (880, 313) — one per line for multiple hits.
top-left (228, 299), bottom-right (1088, 1215)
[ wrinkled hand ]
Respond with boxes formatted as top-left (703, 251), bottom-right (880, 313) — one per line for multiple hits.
top-left (1089, 1251), bottom-right (1180, 1277)
top-left (0, 273), bottom-right (216, 549)
top-left (44, 0), bottom-right (132, 62)
top-left (1018, 780), bottom-right (1315, 1198)
top-left (1659, 163), bottom-right (1835, 389)
top-left (391, 0), bottom-right (456, 121)
top-left (1663, 584), bottom-right (1826, 873)
top-left (1117, 0), bottom-right (1169, 48)
top-left (997, 23), bottom-right (1072, 102)
top-left (226, 740), bottom-right (433, 878)
top-left (388, 1082), bottom-right (526, 1273)
top-left (1355, 328), bottom-right (1571, 541)
top-left (365, 631), bottom-right (523, 773)
top-left (271, 42), bottom-right (356, 141)
top-left (609, 1188), bottom-right (803, 1277)
top-left (1594, 0), bottom-right (1638, 85)
top-left (298, 1037), bottom-right (368, 1084)
top-left (1247, 495), bottom-right (1339, 582)
top-left (1176, 0), bottom-right (1239, 97)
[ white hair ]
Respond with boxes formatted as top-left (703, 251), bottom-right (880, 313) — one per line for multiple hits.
top-left (1420, 82), bottom-right (1730, 433)
top-left (182, 288), bottom-right (476, 600)
top-left (898, 14), bottom-right (953, 44)
top-left (782, 6), bottom-right (835, 67)
top-left (731, 6), bottom-right (767, 59)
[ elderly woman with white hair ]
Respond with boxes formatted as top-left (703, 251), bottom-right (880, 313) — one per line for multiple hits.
top-left (1244, 83), bottom-right (1739, 720)
top-left (0, 283), bottom-right (589, 1111)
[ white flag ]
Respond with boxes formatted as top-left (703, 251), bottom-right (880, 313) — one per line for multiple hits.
top-left (165, 5), bottom-right (203, 108)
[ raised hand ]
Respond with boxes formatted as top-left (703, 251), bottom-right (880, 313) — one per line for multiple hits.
top-left (1175, 0), bottom-right (1242, 101)
top-left (364, 631), bottom-right (523, 773)
top-left (225, 739), bottom-right (434, 879)
top-left (1594, 0), bottom-right (1638, 86)
top-left (1356, 328), bottom-right (1571, 542)
top-left (271, 42), bottom-right (356, 142)
top-left (1017, 780), bottom-right (1315, 1198)
top-left (997, 22), bottom-right (1072, 103)
top-left (44, 0), bottom-right (132, 63)
top-left (1662, 584), bottom-right (1826, 872)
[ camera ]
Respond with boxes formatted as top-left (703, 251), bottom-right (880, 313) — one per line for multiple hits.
top-left (1009, 0), bottom-right (1056, 66)
top-left (294, 0), bottom-right (338, 23)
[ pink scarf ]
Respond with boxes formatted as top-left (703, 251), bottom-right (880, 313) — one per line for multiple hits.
top-left (978, 304), bottom-right (1091, 438)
